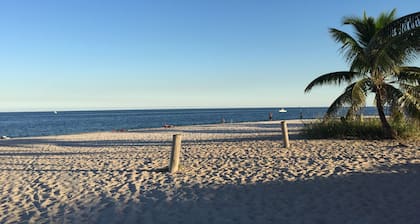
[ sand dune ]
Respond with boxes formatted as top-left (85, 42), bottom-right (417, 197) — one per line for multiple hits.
top-left (0, 120), bottom-right (419, 223)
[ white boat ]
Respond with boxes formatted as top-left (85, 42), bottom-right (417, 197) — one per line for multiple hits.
top-left (278, 108), bottom-right (287, 113)
top-left (53, 111), bottom-right (58, 114)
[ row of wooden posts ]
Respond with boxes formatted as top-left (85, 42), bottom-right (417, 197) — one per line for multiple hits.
top-left (169, 121), bottom-right (290, 173)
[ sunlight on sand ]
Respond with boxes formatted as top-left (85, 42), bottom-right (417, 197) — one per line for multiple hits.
top-left (0, 121), bottom-right (419, 223)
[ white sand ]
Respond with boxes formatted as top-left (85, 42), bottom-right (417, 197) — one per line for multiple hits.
top-left (0, 120), bottom-right (419, 223)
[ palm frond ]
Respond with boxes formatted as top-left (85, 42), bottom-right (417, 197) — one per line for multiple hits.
top-left (351, 78), bottom-right (371, 105)
top-left (399, 83), bottom-right (420, 98)
top-left (329, 28), bottom-right (364, 63)
top-left (380, 11), bottom-right (420, 37)
top-left (325, 83), bottom-right (356, 118)
top-left (372, 28), bottom-right (420, 72)
top-left (399, 66), bottom-right (420, 73)
top-left (349, 54), bottom-right (370, 74)
top-left (347, 78), bottom-right (372, 118)
top-left (396, 66), bottom-right (420, 85)
top-left (384, 82), bottom-right (420, 119)
top-left (369, 12), bottom-right (420, 72)
top-left (399, 87), bottom-right (420, 119)
top-left (383, 83), bottom-right (404, 112)
top-left (376, 9), bottom-right (397, 30)
top-left (304, 71), bottom-right (360, 93)
top-left (342, 15), bottom-right (376, 47)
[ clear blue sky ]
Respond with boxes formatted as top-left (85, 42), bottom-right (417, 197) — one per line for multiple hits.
top-left (0, 0), bottom-right (419, 111)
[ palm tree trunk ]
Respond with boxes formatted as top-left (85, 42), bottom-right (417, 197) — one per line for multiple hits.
top-left (375, 93), bottom-right (396, 138)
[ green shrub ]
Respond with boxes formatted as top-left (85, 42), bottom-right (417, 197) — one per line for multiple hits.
top-left (302, 118), bottom-right (419, 140)
top-left (391, 119), bottom-right (420, 139)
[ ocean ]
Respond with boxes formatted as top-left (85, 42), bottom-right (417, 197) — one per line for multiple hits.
top-left (0, 107), bottom-right (379, 138)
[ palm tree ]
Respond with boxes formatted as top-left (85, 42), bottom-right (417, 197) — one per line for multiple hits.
top-left (304, 10), bottom-right (420, 138)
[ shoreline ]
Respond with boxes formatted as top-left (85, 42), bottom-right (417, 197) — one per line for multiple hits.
top-left (0, 119), bottom-right (312, 140)
top-left (0, 107), bottom-right (382, 139)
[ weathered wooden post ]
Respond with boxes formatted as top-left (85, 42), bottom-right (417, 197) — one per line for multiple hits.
top-left (281, 121), bottom-right (290, 148)
top-left (169, 134), bottom-right (182, 173)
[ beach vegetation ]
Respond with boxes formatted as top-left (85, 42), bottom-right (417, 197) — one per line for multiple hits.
top-left (302, 118), bottom-right (420, 140)
top-left (304, 10), bottom-right (420, 139)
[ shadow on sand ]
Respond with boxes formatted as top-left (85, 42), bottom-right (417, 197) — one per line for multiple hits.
top-left (0, 131), bottom-right (303, 149)
top-left (0, 166), bottom-right (169, 173)
top-left (96, 164), bottom-right (420, 224)
top-left (17, 163), bottom-right (419, 224)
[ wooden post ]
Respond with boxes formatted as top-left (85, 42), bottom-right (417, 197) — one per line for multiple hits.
top-left (281, 121), bottom-right (290, 148)
top-left (169, 134), bottom-right (182, 173)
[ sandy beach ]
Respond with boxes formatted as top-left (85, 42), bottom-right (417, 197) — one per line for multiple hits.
top-left (0, 120), bottom-right (419, 223)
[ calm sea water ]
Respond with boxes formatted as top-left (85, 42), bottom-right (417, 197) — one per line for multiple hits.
top-left (0, 107), bottom-right (379, 138)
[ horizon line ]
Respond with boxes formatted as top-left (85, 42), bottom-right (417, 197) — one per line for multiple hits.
top-left (0, 105), bottom-right (378, 113)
